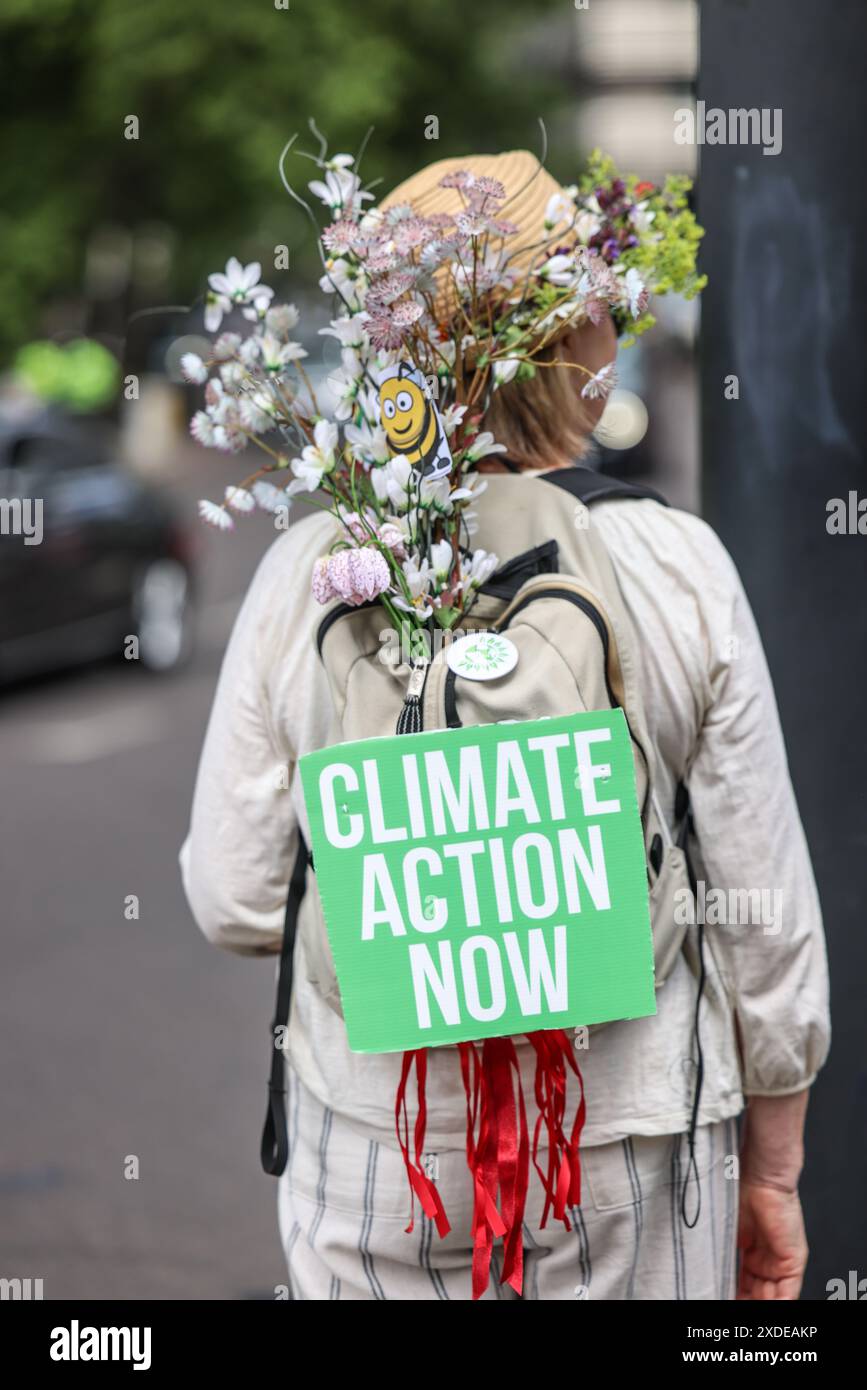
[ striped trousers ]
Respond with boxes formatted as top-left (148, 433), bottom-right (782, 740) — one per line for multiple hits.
top-left (278, 1065), bottom-right (740, 1301)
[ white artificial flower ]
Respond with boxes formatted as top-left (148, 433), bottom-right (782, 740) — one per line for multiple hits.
top-left (464, 431), bottom-right (507, 462)
top-left (441, 403), bottom-right (468, 433)
top-left (237, 393), bottom-right (273, 433)
top-left (326, 348), bottom-right (365, 420)
top-left (180, 352), bottom-right (208, 384)
top-left (287, 418), bottom-right (339, 494)
top-left (204, 295), bottom-right (231, 333)
top-left (420, 477), bottom-right (451, 513)
top-left (544, 191), bottom-right (577, 229)
top-left (539, 253), bottom-right (578, 288)
top-left (581, 362), bottom-right (618, 400)
top-left (461, 549), bottom-right (499, 590)
top-left (435, 339), bottom-right (456, 369)
top-left (219, 361), bottom-right (246, 392)
top-left (373, 347), bottom-right (401, 375)
top-left (492, 357), bottom-right (521, 387)
top-left (189, 411), bottom-right (216, 446)
top-left (251, 480), bottom-right (291, 514)
top-left (370, 455), bottom-right (413, 511)
top-left (319, 314), bottom-right (369, 349)
top-left (238, 336), bottom-right (261, 369)
top-left (258, 333), bottom-right (308, 372)
top-left (370, 464), bottom-right (389, 505)
top-left (538, 296), bottom-right (588, 333)
top-left (430, 539), bottom-right (453, 580)
top-left (213, 331), bottom-right (242, 360)
top-left (319, 258), bottom-right (367, 309)
top-left (212, 422), bottom-right (246, 453)
top-left (359, 207), bottom-right (385, 233)
top-left (209, 256), bottom-right (271, 302)
top-left (205, 258), bottom-right (274, 331)
top-left (198, 499), bottom-right (234, 531)
top-left (205, 380), bottom-right (237, 424)
top-left (454, 474), bottom-right (489, 507)
top-left (242, 292), bottom-right (276, 323)
top-left (394, 552), bottom-right (435, 618)
top-left (288, 456), bottom-right (328, 494)
top-left (265, 303), bottom-right (300, 338)
top-left (624, 266), bottom-right (648, 318)
top-left (310, 415), bottom-right (339, 460)
top-left (224, 486), bottom-right (256, 514)
top-left (345, 419), bottom-right (391, 465)
top-left (574, 210), bottom-right (603, 244)
top-left (630, 201), bottom-right (656, 235)
top-left (308, 168), bottom-right (373, 214)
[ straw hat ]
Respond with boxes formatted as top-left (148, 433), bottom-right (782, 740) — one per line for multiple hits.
top-left (380, 149), bottom-right (575, 326)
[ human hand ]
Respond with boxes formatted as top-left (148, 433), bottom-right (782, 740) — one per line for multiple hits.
top-left (736, 1180), bottom-right (808, 1300)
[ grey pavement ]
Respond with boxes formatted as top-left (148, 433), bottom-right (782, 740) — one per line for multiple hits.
top-left (1, 446), bottom-right (297, 1299)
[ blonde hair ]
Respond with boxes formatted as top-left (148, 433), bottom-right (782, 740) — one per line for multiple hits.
top-left (480, 333), bottom-right (595, 472)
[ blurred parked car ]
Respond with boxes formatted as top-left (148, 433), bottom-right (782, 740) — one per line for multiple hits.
top-left (0, 412), bottom-right (196, 681)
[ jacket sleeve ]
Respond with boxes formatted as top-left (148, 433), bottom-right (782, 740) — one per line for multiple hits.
top-left (179, 533), bottom-right (307, 957)
top-left (686, 540), bottom-right (831, 1096)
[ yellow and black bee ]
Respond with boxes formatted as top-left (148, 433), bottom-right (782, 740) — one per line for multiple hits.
top-left (377, 362), bottom-right (453, 480)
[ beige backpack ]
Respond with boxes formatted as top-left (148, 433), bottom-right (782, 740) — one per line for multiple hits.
top-left (262, 467), bottom-right (702, 1209)
top-left (300, 465), bottom-right (694, 1019)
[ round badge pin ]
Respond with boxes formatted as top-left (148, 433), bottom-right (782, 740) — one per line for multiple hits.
top-left (446, 631), bottom-right (519, 682)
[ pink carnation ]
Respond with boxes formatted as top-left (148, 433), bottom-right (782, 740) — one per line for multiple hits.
top-left (327, 547), bottom-right (391, 606)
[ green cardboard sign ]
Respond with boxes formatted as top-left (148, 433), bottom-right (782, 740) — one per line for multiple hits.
top-left (299, 709), bottom-right (656, 1053)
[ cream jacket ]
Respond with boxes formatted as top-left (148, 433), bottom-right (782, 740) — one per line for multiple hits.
top-left (180, 476), bottom-right (830, 1148)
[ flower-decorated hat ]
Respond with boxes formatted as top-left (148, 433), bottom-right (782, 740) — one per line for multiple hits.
top-left (380, 150), bottom-right (577, 324)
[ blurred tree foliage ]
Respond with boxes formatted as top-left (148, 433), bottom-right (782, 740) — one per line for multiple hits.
top-left (0, 0), bottom-right (569, 362)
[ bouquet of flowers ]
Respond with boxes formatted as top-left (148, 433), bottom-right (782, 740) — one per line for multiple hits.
top-left (185, 134), bottom-right (705, 651)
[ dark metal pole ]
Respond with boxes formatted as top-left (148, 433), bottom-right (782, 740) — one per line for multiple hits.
top-left (698, 0), bottom-right (867, 1297)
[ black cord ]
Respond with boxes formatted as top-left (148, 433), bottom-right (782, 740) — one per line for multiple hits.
top-left (677, 783), bottom-right (706, 1229)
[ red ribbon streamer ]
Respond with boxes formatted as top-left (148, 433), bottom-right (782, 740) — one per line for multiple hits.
top-left (395, 1049), bottom-right (450, 1238)
top-left (396, 1031), bottom-right (584, 1300)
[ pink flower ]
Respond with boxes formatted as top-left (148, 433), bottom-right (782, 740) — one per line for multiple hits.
top-left (377, 522), bottom-right (407, 559)
top-left (366, 270), bottom-right (416, 307)
top-left (365, 244), bottom-right (398, 274)
top-left (340, 511), bottom-right (368, 543)
top-left (472, 175), bottom-right (506, 198)
top-left (390, 300), bottom-right (424, 330)
top-left (327, 547), bottom-right (391, 606)
top-left (439, 170), bottom-right (474, 190)
top-left (467, 175), bottom-right (507, 207)
top-left (321, 219), bottom-right (362, 255)
top-left (312, 556), bottom-right (336, 604)
top-left (392, 217), bottom-right (434, 254)
top-left (367, 311), bottom-right (406, 352)
top-left (584, 296), bottom-right (610, 327)
top-left (488, 217), bottom-right (519, 237)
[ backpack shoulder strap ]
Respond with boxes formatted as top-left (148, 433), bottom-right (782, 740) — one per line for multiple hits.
top-left (539, 464), bottom-right (669, 508)
top-left (260, 833), bottom-right (309, 1177)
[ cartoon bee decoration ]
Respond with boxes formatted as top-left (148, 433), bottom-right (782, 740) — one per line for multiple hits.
top-left (377, 362), bottom-right (453, 481)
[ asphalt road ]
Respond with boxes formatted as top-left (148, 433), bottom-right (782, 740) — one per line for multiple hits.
top-left (1, 448), bottom-right (295, 1300)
